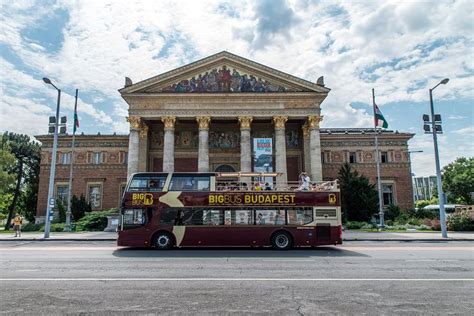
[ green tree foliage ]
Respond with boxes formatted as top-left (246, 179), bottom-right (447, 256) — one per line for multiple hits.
top-left (0, 139), bottom-right (16, 213)
top-left (1, 132), bottom-right (41, 229)
top-left (442, 157), bottom-right (474, 204)
top-left (415, 198), bottom-right (439, 210)
top-left (56, 199), bottom-right (66, 223)
top-left (71, 194), bottom-right (92, 221)
top-left (338, 163), bottom-right (379, 222)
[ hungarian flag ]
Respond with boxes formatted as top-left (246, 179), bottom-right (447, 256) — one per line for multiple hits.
top-left (374, 104), bottom-right (388, 128)
top-left (73, 111), bottom-right (79, 133)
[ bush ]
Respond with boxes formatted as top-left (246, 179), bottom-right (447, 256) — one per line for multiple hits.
top-left (71, 195), bottom-right (91, 221)
top-left (345, 221), bottom-right (367, 229)
top-left (447, 211), bottom-right (474, 231)
top-left (21, 222), bottom-right (41, 231)
top-left (56, 199), bottom-right (66, 223)
top-left (384, 205), bottom-right (401, 221)
top-left (76, 209), bottom-right (116, 231)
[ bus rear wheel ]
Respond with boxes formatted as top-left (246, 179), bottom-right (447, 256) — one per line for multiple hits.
top-left (153, 232), bottom-right (174, 250)
top-left (271, 231), bottom-right (293, 250)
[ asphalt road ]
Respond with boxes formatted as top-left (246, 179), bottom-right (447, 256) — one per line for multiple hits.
top-left (1, 241), bottom-right (473, 315)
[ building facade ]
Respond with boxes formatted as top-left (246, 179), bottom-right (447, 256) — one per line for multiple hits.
top-left (35, 52), bottom-right (414, 222)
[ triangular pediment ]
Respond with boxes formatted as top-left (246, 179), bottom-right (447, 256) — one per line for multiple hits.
top-left (119, 51), bottom-right (329, 94)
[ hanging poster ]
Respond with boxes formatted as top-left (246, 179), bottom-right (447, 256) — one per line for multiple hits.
top-left (253, 138), bottom-right (273, 186)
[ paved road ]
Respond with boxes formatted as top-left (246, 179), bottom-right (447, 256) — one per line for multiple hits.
top-left (1, 241), bottom-right (473, 315)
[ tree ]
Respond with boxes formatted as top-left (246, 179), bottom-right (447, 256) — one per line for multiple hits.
top-left (442, 157), bottom-right (474, 205)
top-left (1, 132), bottom-right (41, 230)
top-left (338, 163), bottom-right (379, 222)
top-left (71, 194), bottom-right (92, 221)
top-left (0, 139), bottom-right (16, 215)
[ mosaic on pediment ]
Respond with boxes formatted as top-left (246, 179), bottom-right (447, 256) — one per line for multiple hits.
top-left (159, 65), bottom-right (302, 93)
top-left (210, 130), bottom-right (240, 149)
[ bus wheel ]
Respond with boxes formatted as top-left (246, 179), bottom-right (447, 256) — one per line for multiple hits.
top-left (153, 232), bottom-right (174, 250)
top-left (271, 231), bottom-right (293, 250)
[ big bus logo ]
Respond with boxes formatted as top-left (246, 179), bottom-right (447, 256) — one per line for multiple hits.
top-left (328, 194), bottom-right (337, 205)
top-left (132, 193), bottom-right (154, 206)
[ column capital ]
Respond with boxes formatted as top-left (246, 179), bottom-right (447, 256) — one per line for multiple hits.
top-left (139, 122), bottom-right (149, 138)
top-left (302, 123), bottom-right (310, 138)
top-left (196, 116), bottom-right (211, 130)
top-left (238, 116), bottom-right (253, 129)
top-left (161, 116), bottom-right (176, 130)
top-left (126, 116), bottom-right (142, 130)
top-left (272, 116), bottom-right (288, 129)
top-left (307, 115), bottom-right (323, 129)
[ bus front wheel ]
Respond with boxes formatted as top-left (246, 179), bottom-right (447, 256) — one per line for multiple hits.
top-left (152, 232), bottom-right (174, 250)
top-left (271, 231), bottom-right (293, 250)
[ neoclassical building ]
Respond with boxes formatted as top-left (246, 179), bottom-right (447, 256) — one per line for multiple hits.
top-left (35, 52), bottom-right (414, 222)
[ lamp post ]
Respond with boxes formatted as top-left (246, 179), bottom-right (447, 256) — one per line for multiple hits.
top-left (429, 78), bottom-right (449, 238)
top-left (407, 150), bottom-right (423, 207)
top-left (43, 77), bottom-right (61, 238)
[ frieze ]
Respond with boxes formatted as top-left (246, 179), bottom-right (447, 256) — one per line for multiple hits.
top-left (209, 130), bottom-right (240, 149)
top-left (321, 141), bottom-right (407, 147)
top-left (128, 109), bottom-right (321, 117)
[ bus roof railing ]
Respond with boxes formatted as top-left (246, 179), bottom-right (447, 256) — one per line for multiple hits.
top-left (216, 172), bottom-right (282, 178)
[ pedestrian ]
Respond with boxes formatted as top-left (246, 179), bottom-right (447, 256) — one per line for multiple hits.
top-left (12, 213), bottom-right (23, 237)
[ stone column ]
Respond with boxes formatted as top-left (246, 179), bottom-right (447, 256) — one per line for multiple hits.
top-left (138, 121), bottom-right (149, 172)
top-left (161, 116), bottom-right (176, 172)
top-left (302, 123), bottom-right (310, 174)
top-left (196, 116), bottom-right (211, 172)
top-left (308, 115), bottom-right (323, 181)
top-left (238, 116), bottom-right (253, 173)
top-left (273, 116), bottom-right (288, 187)
top-left (126, 116), bottom-right (141, 179)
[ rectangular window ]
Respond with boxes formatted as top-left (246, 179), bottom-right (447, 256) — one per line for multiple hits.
top-left (203, 209), bottom-right (224, 225)
top-left (382, 184), bottom-right (395, 206)
top-left (287, 208), bottom-right (313, 225)
top-left (349, 152), bottom-right (357, 163)
top-left (321, 153), bottom-right (325, 164)
top-left (56, 185), bottom-right (69, 206)
top-left (61, 152), bottom-right (71, 165)
top-left (169, 175), bottom-right (210, 191)
top-left (235, 210), bottom-right (254, 225)
top-left (93, 152), bottom-right (102, 165)
top-left (88, 184), bottom-right (102, 209)
top-left (123, 209), bottom-right (145, 225)
top-left (381, 152), bottom-right (388, 163)
top-left (128, 175), bottom-right (167, 192)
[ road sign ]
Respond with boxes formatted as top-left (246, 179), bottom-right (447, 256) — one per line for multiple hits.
top-left (49, 198), bottom-right (55, 208)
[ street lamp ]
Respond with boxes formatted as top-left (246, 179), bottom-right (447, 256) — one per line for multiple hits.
top-left (43, 77), bottom-right (61, 238)
top-left (428, 78), bottom-right (449, 238)
top-left (407, 150), bottom-right (423, 207)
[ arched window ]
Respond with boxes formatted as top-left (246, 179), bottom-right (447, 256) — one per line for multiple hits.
top-left (214, 165), bottom-right (235, 172)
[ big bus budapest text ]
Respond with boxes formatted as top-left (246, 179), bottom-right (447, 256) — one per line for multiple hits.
top-left (118, 172), bottom-right (342, 250)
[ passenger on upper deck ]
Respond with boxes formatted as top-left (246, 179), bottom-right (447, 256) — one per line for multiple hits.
top-left (298, 172), bottom-right (310, 191)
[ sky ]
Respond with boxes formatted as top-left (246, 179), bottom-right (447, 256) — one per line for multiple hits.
top-left (0, 0), bottom-right (473, 177)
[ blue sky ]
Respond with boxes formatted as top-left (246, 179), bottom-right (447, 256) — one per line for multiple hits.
top-left (0, 0), bottom-right (473, 176)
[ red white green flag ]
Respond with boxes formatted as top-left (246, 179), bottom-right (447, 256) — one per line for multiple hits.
top-left (73, 111), bottom-right (79, 133)
top-left (374, 104), bottom-right (388, 129)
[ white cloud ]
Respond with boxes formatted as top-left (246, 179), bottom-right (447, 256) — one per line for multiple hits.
top-left (0, 0), bottom-right (472, 175)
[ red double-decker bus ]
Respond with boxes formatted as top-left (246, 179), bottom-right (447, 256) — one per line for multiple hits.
top-left (117, 172), bottom-right (342, 250)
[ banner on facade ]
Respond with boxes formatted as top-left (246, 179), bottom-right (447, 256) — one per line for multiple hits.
top-left (253, 138), bottom-right (273, 173)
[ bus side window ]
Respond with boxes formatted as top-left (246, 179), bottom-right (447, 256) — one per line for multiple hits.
top-left (160, 209), bottom-right (178, 225)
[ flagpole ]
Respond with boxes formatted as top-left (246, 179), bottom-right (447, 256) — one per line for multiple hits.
top-left (65, 89), bottom-right (78, 232)
top-left (372, 88), bottom-right (384, 228)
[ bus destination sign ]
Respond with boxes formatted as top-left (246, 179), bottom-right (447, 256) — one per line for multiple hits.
top-left (208, 193), bottom-right (296, 206)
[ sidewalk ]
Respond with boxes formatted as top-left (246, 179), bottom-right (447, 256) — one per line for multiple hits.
top-left (0, 230), bottom-right (473, 242)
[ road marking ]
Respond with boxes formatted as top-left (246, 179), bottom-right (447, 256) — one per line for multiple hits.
top-left (0, 278), bottom-right (472, 282)
top-left (406, 259), bottom-right (460, 262)
top-left (262, 259), bottom-right (315, 262)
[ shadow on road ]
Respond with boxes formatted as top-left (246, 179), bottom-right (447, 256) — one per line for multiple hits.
top-left (112, 246), bottom-right (369, 258)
